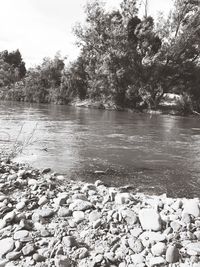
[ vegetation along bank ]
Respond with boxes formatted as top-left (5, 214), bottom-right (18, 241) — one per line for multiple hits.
top-left (0, 0), bottom-right (199, 115)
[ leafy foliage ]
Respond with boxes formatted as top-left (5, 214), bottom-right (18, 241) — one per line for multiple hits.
top-left (0, 0), bottom-right (200, 113)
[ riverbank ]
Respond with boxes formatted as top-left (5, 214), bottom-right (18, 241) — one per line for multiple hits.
top-left (70, 95), bottom-right (190, 116)
top-left (0, 158), bottom-right (200, 266)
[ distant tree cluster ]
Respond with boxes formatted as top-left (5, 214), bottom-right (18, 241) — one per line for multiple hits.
top-left (0, 0), bottom-right (199, 113)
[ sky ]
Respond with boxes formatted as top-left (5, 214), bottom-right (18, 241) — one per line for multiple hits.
top-left (0, 0), bottom-right (173, 68)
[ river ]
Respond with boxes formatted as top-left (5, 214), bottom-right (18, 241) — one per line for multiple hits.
top-left (0, 101), bottom-right (200, 198)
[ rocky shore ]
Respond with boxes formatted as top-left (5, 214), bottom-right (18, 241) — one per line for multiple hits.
top-left (0, 159), bottom-right (200, 266)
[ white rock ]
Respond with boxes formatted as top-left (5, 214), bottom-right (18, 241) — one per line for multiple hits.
top-left (16, 201), bottom-right (25, 210)
top-left (183, 199), bottom-right (200, 217)
top-left (186, 242), bottom-right (200, 256)
top-left (151, 242), bottom-right (166, 256)
top-left (38, 196), bottom-right (48, 206)
top-left (139, 209), bottom-right (162, 231)
top-left (13, 230), bottom-right (29, 240)
top-left (3, 211), bottom-right (15, 223)
top-left (139, 231), bottom-right (166, 247)
top-left (69, 199), bottom-right (93, 211)
top-left (0, 238), bottom-right (15, 257)
top-left (54, 255), bottom-right (71, 267)
top-left (88, 211), bottom-right (101, 222)
top-left (130, 253), bottom-right (144, 264)
top-left (148, 256), bottom-right (166, 267)
top-left (73, 211), bottom-right (85, 223)
top-left (115, 193), bottom-right (132, 205)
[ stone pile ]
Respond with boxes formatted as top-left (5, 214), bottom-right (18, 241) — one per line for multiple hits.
top-left (0, 159), bottom-right (200, 266)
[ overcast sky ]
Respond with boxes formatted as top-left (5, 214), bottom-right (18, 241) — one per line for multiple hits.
top-left (0, 0), bottom-right (173, 68)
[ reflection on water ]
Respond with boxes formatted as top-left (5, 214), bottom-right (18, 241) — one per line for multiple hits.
top-left (0, 101), bottom-right (200, 197)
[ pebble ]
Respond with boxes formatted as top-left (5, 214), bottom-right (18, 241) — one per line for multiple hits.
top-left (148, 256), bottom-right (166, 267)
top-left (115, 193), bottom-right (132, 204)
top-left (69, 199), bottom-right (93, 211)
top-left (88, 211), bottom-right (101, 222)
top-left (54, 255), bottom-right (71, 267)
top-left (38, 196), bottom-right (48, 206)
top-left (6, 251), bottom-right (21, 261)
top-left (63, 236), bottom-right (77, 248)
top-left (32, 253), bottom-right (46, 262)
top-left (16, 201), bottom-right (26, 210)
top-left (151, 242), bottom-right (166, 256)
top-left (186, 242), bottom-right (200, 256)
top-left (13, 230), bottom-right (29, 240)
top-left (58, 207), bottom-right (72, 217)
top-left (166, 245), bottom-right (179, 263)
top-left (73, 211), bottom-right (85, 223)
top-left (38, 208), bottom-right (54, 218)
top-left (22, 244), bottom-right (35, 256)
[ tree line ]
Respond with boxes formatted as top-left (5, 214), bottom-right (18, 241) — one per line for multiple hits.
top-left (0, 0), bottom-right (199, 113)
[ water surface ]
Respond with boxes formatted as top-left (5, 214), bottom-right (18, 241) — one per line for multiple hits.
top-left (0, 101), bottom-right (200, 197)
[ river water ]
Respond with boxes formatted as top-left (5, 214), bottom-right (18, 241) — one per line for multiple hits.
top-left (0, 101), bottom-right (200, 198)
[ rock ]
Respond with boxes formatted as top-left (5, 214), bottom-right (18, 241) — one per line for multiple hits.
top-left (88, 211), bottom-right (101, 222)
top-left (128, 238), bottom-right (144, 253)
top-left (6, 251), bottom-right (21, 260)
top-left (139, 209), bottom-right (162, 231)
top-left (166, 245), bottom-right (179, 263)
top-left (33, 253), bottom-right (46, 262)
top-left (3, 211), bottom-right (15, 223)
top-left (170, 221), bottom-right (182, 232)
top-left (115, 193), bottom-right (132, 205)
top-left (0, 238), bottom-right (15, 257)
top-left (40, 229), bottom-right (51, 237)
top-left (38, 196), bottom-right (48, 206)
top-left (16, 201), bottom-right (26, 210)
top-left (13, 230), bottom-right (29, 240)
top-left (151, 242), bottom-right (166, 256)
top-left (69, 199), bottom-right (93, 211)
top-left (148, 256), bottom-right (166, 267)
top-left (94, 180), bottom-right (104, 186)
top-left (22, 244), bottom-right (35, 256)
top-left (182, 213), bottom-right (191, 224)
top-left (183, 199), bottom-right (200, 217)
top-left (73, 211), bottom-right (85, 223)
top-left (186, 242), bottom-right (200, 256)
top-left (139, 232), bottom-right (166, 247)
top-left (42, 168), bottom-right (51, 174)
top-left (0, 219), bottom-right (6, 230)
top-left (77, 247), bottom-right (89, 259)
top-left (63, 236), bottom-right (77, 248)
top-left (72, 193), bottom-right (88, 201)
top-left (17, 169), bottom-right (26, 178)
top-left (58, 207), bottom-right (72, 217)
top-left (130, 228), bottom-right (143, 238)
top-left (0, 260), bottom-right (9, 267)
top-left (93, 219), bottom-right (101, 229)
top-left (54, 255), bottom-right (71, 267)
top-left (38, 208), bottom-right (54, 218)
top-left (82, 183), bottom-right (96, 193)
top-left (54, 196), bottom-right (67, 206)
top-left (93, 254), bottom-right (104, 263)
top-left (130, 253), bottom-right (145, 264)
top-left (171, 199), bottom-right (182, 210)
top-left (121, 209), bottom-right (137, 224)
